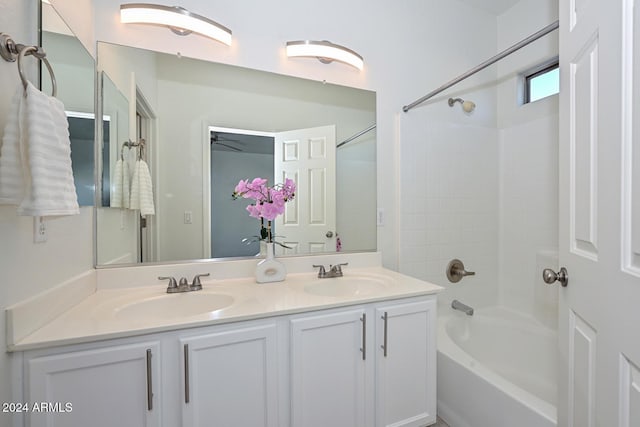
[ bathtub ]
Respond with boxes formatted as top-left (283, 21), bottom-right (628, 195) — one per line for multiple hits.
top-left (437, 305), bottom-right (557, 427)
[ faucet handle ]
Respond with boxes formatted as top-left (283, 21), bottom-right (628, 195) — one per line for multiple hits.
top-left (191, 273), bottom-right (210, 290)
top-left (312, 264), bottom-right (327, 277)
top-left (331, 262), bottom-right (349, 274)
top-left (159, 276), bottom-right (178, 293)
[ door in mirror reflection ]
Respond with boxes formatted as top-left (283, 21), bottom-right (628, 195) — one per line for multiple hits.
top-left (275, 125), bottom-right (336, 255)
top-left (210, 125), bottom-right (337, 257)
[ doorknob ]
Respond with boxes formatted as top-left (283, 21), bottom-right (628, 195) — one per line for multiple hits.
top-left (326, 231), bottom-right (334, 238)
top-left (542, 267), bottom-right (568, 287)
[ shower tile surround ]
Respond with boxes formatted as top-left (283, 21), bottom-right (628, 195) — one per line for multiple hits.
top-left (399, 0), bottom-right (560, 325)
top-left (399, 120), bottom-right (500, 308)
top-left (398, 117), bottom-right (559, 315)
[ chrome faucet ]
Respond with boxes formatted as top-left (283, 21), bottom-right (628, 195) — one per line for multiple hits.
top-left (159, 273), bottom-right (209, 293)
top-left (312, 263), bottom-right (348, 278)
top-left (451, 299), bottom-right (474, 316)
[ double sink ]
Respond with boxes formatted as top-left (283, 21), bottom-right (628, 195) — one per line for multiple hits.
top-left (110, 273), bottom-right (390, 321)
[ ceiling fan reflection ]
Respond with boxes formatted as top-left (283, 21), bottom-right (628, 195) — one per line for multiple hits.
top-left (210, 133), bottom-right (245, 151)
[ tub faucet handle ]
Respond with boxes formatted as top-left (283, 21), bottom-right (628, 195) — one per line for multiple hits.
top-left (446, 259), bottom-right (475, 283)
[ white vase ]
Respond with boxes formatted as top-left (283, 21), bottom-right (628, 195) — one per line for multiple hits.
top-left (255, 242), bottom-right (286, 283)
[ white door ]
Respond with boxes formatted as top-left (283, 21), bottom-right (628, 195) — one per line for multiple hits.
top-left (290, 308), bottom-right (367, 427)
top-left (274, 125), bottom-right (337, 255)
top-left (180, 323), bottom-right (279, 427)
top-left (558, 0), bottom-right (640, 426)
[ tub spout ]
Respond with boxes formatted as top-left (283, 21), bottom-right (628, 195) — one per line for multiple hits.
top-left (451, 299), bottom-right (474, 316)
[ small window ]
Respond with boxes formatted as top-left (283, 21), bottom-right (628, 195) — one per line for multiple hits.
top-left (524, 62), bottom-right (559, 103)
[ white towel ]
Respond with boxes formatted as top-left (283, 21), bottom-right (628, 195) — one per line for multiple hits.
top-left (0, 89), bottom-right (26, 204)
top-left (110, 157), bottom-right (131, 208)
top-left (0, 82), bottom-right (79, 216)
top-left (129, 159), bottom-right (154, 216)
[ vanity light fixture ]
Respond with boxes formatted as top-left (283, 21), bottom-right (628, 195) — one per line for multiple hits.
top-left (120, 3), bottom-right (232, 46)
top-left (285, 40), bottom-right (363, 71)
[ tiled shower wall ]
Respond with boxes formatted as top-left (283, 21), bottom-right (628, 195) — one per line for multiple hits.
top-left (498, 113), bottom-right (559, 320)
top-left (400, 0), bottom-right (559, 317)
top-left (399, 118), bottom-right (500, 308)
top-left (398, 109), bottom-right (558, 314)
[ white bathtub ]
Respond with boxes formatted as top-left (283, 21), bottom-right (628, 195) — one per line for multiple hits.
top-left (437, 305), bottom-right (557, 427)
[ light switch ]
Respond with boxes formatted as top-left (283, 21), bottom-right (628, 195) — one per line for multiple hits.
top-left (184, 211), bottom-right (193, 224)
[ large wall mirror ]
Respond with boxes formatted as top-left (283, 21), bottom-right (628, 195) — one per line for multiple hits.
top-left (95, 42), bottom-right (377, 266)
top-left (40, 2), bottom-right (96, 206)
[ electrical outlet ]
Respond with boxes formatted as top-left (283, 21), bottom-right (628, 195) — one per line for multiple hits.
top-left (377, 208), bottom-right (384, 226)
top-left (33, 216), bottom-right (47, 243)
top-left (184, 211), bottom-right (193, 224)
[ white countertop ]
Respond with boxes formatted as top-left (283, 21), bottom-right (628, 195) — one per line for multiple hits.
top-left (10, 267), bottom-right (442, 352)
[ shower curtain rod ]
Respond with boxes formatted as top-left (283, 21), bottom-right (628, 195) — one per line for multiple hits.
top-left (402, 20), bottom-right (559, 113)
top-left (337, 123), bottom-right (376, 148)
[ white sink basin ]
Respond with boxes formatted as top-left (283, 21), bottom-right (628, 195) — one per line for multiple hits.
top-left (304, 276), bottom-right (389, 297)
top-left (114, 292), bottom-right (235, 319)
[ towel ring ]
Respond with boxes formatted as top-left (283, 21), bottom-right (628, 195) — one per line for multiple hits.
top-left (18, 45), bottom-right (57, 97)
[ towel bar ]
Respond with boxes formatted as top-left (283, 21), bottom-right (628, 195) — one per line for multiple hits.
top-left (1, 32), bottom-right (57, 97)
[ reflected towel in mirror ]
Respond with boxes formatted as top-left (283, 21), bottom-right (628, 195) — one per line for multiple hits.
top-left (129, 159), bottom-right (154, 215)
top-left (110, 157), bottom-right (130, 208)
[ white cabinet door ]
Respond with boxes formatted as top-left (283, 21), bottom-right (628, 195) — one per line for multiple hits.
top-left (290, 308), bottom-right (367, 427)
top-left (375, 299), bottom-right (436, 427)
top-left (26, 341), bottom-right (160, 427)
top-left (180, 323), bottom-right (279, 427)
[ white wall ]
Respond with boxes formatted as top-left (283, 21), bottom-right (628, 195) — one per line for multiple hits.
top-left (397, 4), bottom-right (500, 308)
top-left (0, 1), bottom-right (94, 422)
top-left (337, 132), bottom-right (377, 252)
top-left (496, 0), bottom-right (559, 320)
top-left (398, 0), bottom-right (559, 316)
top-left (49, 0), bottom-right (95, 57)
top-left (41, 32), bottom-right (93, 113)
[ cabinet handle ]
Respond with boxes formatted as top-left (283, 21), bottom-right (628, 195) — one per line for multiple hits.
top-left (381, 312), bottom-right (388, 357)
top-left (184, 344), bottom-right (190, 404)
top-left (360, 314), bottom-right (366, 361)
top-left (146, 349), bottom-right (153, 411)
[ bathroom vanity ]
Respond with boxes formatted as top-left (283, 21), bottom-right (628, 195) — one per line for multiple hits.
top-left (8, 257), bottom-right (441, 427)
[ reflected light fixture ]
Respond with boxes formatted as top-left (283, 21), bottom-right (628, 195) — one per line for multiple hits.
top-left (120, 3), bottom-right (232, 46)
top-left (285, 40), bottom-right (364, 71)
